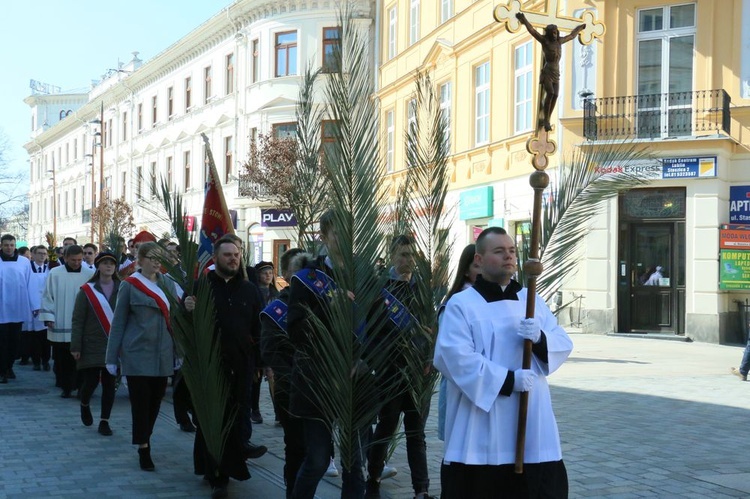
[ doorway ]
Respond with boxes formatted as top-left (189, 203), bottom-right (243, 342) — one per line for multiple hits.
top-left (617, 188), bottom-right (686, 334)
top-left (273, 239), bottom-right (290, 278)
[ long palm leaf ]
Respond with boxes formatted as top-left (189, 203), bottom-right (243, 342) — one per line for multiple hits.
top-left (537, 142), bottom-right (653, 301)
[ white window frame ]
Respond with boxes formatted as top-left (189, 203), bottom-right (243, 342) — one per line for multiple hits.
top-left (388, 6), bottom-right (398, 60)
top-left (409, 0), bottom-right (420, 46)
top-left (440, 0), bottom-right (453, 23)
top-left (514, 41), bottom-right (533, 134)
top-left (474, 62), bottom-right (490, 146)
top-left (407, 98), bottom-right (417, 135)
top-left (386, 110), bottom-right (394, 173)
top-left (439, 81), bottom-right (452, 152)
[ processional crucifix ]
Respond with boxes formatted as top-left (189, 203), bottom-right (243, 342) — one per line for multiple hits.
top-left (493, 0), bottom-right (605, 473)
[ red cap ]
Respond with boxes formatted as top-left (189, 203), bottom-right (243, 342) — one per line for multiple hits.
top-left (133, 231), bottom-right (157, 244)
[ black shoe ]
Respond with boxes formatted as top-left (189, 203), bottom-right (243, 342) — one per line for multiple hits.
top-left (211, 485), bottom-right (228, 499)
top-left (138, 447), bottom-right (155, 471)
top-left (61, 390), bottom-right (72, 398)
top-left (244, 442), bottom-right (267, 459)
top-left (80, 404), bottom-right (93, 426)
top-left (98, 421), bottom-right (113, 436)
top-left (43, 363), bottom-right (51, 371)
top-left (180, 421), bottom-right (196, 432)
top-left (7, 368), bottom-right (15, 379)
top-left (33, 364), bottom-right (41, 371)
top-left (250, 410), bottom-right (263, 424)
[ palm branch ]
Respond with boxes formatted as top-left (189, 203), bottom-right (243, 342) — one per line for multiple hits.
top-left (402, 71), bottom-right (452, 416)
top-left (537, 141), bottom-right (653, 301)
top-left (296, 9), bottom-right (400, 470)
top-left (158, 179), bottom-right (235, 476)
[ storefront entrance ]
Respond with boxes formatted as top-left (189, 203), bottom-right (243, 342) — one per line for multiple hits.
top-left (617, 188), bottom-right (686, 334)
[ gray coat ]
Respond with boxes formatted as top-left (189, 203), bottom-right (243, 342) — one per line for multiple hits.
top-left (70, 280), bottom-right (119, 370)
top-left (105, 275), bottom-right (174, 377)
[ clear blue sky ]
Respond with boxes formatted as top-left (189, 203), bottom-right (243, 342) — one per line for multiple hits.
top-left (0, 0), bottom-right (231, 188)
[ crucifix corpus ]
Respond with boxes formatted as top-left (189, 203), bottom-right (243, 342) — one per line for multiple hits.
top-left (493, 0), bottom-right (605, 474)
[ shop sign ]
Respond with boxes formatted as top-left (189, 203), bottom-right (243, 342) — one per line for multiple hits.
top-left (661, 156), bottom-right (716, 179)
top-left (720, 249), bottom-right (750, 290)
top-left (261, 208), bottom-right (297, 227)
top-left (459, 186), bottom-right (493, 220)
top-left (720, 227), bottom-right (750, 249)
top-left (183, 216), bottom-right (196, 232)
top-left (730, 186), bottom-right (750, 223)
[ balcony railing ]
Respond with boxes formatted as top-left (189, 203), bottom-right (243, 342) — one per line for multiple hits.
top-left (583, 89), bottom-right (731, 141)
top-left (238, 173), bottom-right (269, 200)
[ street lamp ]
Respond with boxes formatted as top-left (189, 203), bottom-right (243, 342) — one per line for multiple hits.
top-left (89, 107), bottom-right (104, 245)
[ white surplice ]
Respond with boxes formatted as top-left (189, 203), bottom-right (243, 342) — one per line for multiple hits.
top-left (434, 285), bottom-right (572, 466)
top-left (0, 257), bottom-right (37, 324)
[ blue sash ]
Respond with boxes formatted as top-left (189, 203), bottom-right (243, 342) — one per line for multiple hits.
top-left (261, 299), bottom-right (289, 332)
top-left (292, 268), bottom-right (337, 301)
top-left (381, 288), bottom-right (416, 331)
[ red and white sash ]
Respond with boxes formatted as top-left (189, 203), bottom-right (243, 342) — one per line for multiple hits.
top-left (81, 283), bottom-right (114, 336)
top-left (126, 272), bottom-right (172, 334)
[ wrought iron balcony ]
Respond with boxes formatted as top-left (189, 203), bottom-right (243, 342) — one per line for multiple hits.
top-left (238, 173), bottom-right (269, 200)
top-left (583, 89), bottom-right (731, 141)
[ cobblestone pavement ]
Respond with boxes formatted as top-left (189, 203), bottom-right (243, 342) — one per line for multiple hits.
top-left (2, 333), bottom-right (750, 498)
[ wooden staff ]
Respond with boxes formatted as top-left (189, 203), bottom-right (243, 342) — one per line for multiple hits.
top-left (515, 170), bottom-right (548, 474)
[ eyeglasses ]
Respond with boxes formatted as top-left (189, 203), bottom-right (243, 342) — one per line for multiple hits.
top-left (84, 252), bottom-right (95, 255)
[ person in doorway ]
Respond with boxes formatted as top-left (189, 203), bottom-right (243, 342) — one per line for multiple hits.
top-left (644, 266), bottom-right (664, 286)
top-left (71, 252), bottom-right (120, 436)
top-left (434, 227), bottom-right (573, 499)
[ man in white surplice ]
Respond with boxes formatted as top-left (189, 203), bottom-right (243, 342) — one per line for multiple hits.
top-left (434, 227), bottom-right (573, 499)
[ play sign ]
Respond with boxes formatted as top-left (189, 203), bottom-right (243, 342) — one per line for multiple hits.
top-left (261, 208), bottom-right (297, 227)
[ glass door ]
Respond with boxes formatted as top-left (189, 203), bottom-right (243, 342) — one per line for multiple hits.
top-left (629, 224), bottom-right (674, 332)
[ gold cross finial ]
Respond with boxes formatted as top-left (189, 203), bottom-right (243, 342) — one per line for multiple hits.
top-left (526, 129), bottom-right (557, 170)
top-left (494, 0), bottom-right (606, 45)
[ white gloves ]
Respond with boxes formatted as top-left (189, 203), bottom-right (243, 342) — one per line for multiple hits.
top-left (513, 368), bottom-right (536, 392)
top-left (518, 318), bottom-right (541, 344)
top-left (106, 364), bottom-right (118, 376)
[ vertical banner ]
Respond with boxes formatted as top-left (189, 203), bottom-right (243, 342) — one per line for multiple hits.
top-left (198, 134), bottom-right (235, 272)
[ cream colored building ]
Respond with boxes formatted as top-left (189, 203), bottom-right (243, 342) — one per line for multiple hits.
top-left (25, 0), bottom-right (373, 270)
top-left (378, 0), bottom-right (750, 343)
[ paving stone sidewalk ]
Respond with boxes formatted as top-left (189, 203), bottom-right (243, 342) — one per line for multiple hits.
top-left (2, 333), bottom-right (750, 498)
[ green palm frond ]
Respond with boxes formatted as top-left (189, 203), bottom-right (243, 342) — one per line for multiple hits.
top-left (158, 179), bottom-right (234, 475)
top-left (403, 71), bottom-right (452, 414)
top-left (293, 66), bottom-right (330, 252)
top-left (537, 142), bottom-right (653, 301)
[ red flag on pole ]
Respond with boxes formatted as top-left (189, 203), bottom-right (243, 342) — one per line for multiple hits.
top-left (198, 133), bottom-right (235, 272)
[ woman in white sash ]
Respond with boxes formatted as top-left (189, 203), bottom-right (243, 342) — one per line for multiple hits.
top-left (106, 241), bottom-right (175, 472)
top-left (71, 252), bottom-right (120, 436)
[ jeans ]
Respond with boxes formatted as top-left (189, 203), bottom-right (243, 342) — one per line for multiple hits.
top-left (740, 337), bottom-right (750, 376)
top-left (292, 418), bottom-right (367, 499)
top-left (368, 390), bottom-right (430, 494)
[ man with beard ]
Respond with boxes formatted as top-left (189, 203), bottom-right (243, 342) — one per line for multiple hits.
top-left (185, 236), bottom-right (265, 499)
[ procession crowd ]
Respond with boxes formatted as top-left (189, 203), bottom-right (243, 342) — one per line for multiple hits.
top-left (0, 213), bottom-right (572, 499)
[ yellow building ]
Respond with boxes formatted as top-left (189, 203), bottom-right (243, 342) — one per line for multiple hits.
top-left (378, 0), bottom-right (750, 343)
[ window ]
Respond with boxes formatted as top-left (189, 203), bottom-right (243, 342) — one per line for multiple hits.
top-left (64, 191), bottom-right (68, 217)
top-left (225, 53), bottom-right (235, 94)
top-left (136, 166), bottom-right (143, 200)
top-left (275, 31), bottom-right (298, 77)
top-left (65, 144), bottom-right (69, 164)
top-left (73, 139), bottom-right (77, 160)
top-left (184, 151), bottom-right (191, 190)
top-left (103, 121), bottom-right (108, 148)
top-left (273, 123), bottom-right (297, 139)
top-left (409, 0), bottom-right (420, 45)
top-left (107, 119), bottom-right (113, 147)
top-left (167, 156), bottom-right (173, 190)
top-left (137, 103), bottom-right (143, 131)
top-left (224, 136), bottom-right (233, 184)
top-left (386, 110), bottom-right (394, 172)
top-left (251, 39), bottom-right (260, 83)
top-left (636, 3), bottom-right (695, 138)
top-left (72, 188), bottom-right (77, 214)
top-left (168, 87), bottom-right (174, 119)
top-left (388, 7), bottom-right (398, 60)
top-left (322, 27), bottom-right (341, 73)
top-left (204, 66), bottom-right (212, 104)
top-left (514, 42), bottom-right (533, 133)
top-left (439, 81), bottom-right (452, 152)
top-left (185, 77), bottom-right (192, 111)
top-left (474, 62), bottom-right (490, 145)
top-left (122, 111), bottom-right (128, 141)
top-left (321, 120), bottom-right (339, 160)
top-left (440, 0), bottom-right (453, 23)
top-left (121, 171), bottom-right (127, 198)
top-left (152, 95), bottom-right (158, 125)
top-left (150, 161), bottom-right (157, 197)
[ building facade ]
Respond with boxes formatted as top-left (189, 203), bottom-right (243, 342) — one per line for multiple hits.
top-left (25, 0), bottom-right (373, 270)
top-left (377, 0), bottom-right (750, 343)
